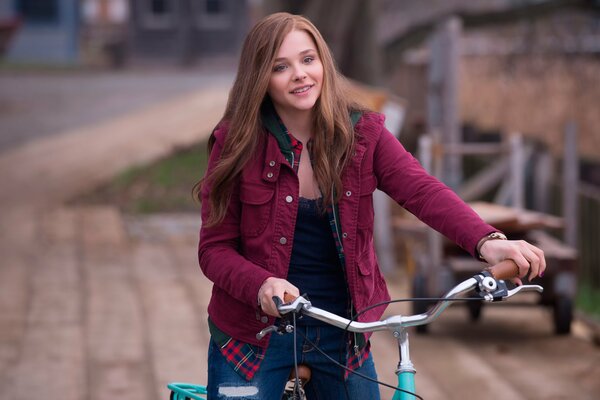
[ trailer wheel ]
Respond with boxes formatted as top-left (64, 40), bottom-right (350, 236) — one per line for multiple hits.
top-left (553, 296), bottom-right (573, 335)
top-left (467, 300), bottom-right (483, 322)
top-left (412, 273), bottom-right (430, 334)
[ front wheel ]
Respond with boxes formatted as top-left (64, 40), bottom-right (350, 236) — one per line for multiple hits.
top-left (170, 392), bottom-right (191, 400)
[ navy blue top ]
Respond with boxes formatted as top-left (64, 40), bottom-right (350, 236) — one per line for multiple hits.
top-left (286, 197), bottom-right (349, 325)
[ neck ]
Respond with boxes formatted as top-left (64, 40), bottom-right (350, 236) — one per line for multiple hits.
top-left (274, 106), bottom-right (313, 143)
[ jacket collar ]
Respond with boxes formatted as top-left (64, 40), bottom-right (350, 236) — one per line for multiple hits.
top-left (261, 98), bottom-right (294, 166)
top-left (261, 97), bottom-right (364, 166)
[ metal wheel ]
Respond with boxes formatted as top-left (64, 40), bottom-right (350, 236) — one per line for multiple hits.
top-left (412, 273), bottom-right (430, 334)
top-left (467, 300), bottom-right (483, 322)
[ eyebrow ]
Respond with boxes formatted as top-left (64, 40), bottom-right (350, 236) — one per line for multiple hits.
top-left (273, 49), bottom-right (316, 63)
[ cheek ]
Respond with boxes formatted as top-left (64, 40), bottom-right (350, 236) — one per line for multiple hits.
top-left (268, 75), bottom-right (287, 98)
top-left (311, 63), bottom-right (324, 85)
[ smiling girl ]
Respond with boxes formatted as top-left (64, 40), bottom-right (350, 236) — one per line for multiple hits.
top-left (197, 12), bottom-right (545, 399)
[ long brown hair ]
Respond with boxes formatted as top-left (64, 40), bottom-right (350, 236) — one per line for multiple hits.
top-left (199, 12), bottom-right (365, 227)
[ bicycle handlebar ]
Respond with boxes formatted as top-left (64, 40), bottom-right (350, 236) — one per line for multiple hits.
top-left (257, 261), bottom-right (543, 340)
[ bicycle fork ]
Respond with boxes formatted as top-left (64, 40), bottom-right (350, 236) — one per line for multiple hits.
top-left (394, 329), bottom-right (417, 400)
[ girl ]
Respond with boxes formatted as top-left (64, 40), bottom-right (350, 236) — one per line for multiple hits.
top-left (198, 12), bottom-right (545, 399)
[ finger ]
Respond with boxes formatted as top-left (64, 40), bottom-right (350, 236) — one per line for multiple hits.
top-left (525, 252), bottom-right (541, 281)
top-left (511, 277), bottom-right (523, 286)
top-left (512, 254), bottom-right (531, 279)
top-left (531, 245), bottom-right (546, 277)
top-left (519, 245), bottom-right (542, 281)
top-left (286, 285), bottom-right (300, 298)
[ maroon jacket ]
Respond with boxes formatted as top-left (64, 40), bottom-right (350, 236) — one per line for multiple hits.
top-left (198, 112), bottom-right (496, 347)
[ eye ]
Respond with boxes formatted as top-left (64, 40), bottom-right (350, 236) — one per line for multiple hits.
top-left (273, 64), bottom-right (287, 72)
top-left (303, 56), bottom-right (315, 64)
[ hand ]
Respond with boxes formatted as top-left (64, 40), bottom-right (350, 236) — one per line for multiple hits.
top-left (480, 239), bottom-right (546, 285)
top-left (257, 277), bottom-right (299, 317)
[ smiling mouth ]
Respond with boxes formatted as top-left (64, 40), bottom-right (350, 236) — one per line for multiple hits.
top-left (290, 84), bottom-right (314, 94)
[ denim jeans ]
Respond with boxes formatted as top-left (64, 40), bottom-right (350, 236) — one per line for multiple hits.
top-left (207, 323), bottom-right (381, 399)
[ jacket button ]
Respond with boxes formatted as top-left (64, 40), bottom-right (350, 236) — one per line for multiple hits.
top-left (267, 172), bottom-right (274, 178)
top-left (269, 160), bottom-right (276, 167)
top-left (342, 232), bottom-right (348, 238)
top-left (279, 237), bottom-right (287, 245)
top-left (345, 191), bottom-right (352, 197)
top-left (261, 316), bottom-right (269, 323)
top-left (285, 195), bottom-right (293, 203)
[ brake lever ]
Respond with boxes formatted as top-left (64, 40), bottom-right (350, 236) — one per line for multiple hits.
top-left (272, 295), bottom-right (311, 315)
top-left (506, 284), bottom-right (544, 298)
top-left (474, 271), bottom-right (544, 302)
top-left (256, 296), bottom-right (312, 340)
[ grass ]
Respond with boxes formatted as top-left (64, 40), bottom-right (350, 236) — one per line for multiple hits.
top-left (577, 283), bottom-right (600, 320)
top-left (72, 141), bottom-right (209, 213)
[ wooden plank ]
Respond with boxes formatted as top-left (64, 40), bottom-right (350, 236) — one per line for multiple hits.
top-left (132, 240), bottom-right (206, 399)
top-left (80, 206), bottom-right (151, 400)
top-left (526, 230), bottom-right (577, 260)
top-left (457, 156), bottom-right (509, 201)
top-left (0, 208), bottom-right (85, 400)
top-left (469, 202), bottom-right (563, 232)
top-left (563, 122), bottom-right (579, 247)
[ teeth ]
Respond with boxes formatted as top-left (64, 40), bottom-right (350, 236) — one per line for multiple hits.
top-left (292, 86), bottom-right (311, 94)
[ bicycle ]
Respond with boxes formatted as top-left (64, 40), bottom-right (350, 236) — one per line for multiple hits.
top-left (167, 260), bottom-right (543, 399)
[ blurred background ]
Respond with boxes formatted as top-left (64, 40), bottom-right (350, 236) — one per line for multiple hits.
top-left (1, 1), bottom-right (599, 399)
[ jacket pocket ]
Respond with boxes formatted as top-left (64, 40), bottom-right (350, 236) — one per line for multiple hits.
top-left (240, 183), bottom-right (275, 237)
top-left (357, 174), bottom-right (377, 229)
top-left (357, 250), bottom-right (376, 300)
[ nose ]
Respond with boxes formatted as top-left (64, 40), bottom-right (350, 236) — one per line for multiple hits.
top-left (292, 65), bottom-right (306, 81)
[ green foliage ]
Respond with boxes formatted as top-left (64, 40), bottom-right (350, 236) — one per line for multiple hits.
top-left (577, 283), bottom-right (600, 319)
top-left (73, 141), bottom-right (209, 213)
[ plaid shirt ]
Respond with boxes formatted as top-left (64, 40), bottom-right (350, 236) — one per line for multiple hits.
top-left (209, 104), bottom-right (369, 381)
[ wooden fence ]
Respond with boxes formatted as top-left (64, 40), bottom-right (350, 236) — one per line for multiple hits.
top-left (577, 183), bottom-right (600, 291)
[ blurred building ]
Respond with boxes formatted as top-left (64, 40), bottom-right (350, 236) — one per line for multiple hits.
top-left (1, 0), bottom-right (250, 67)
top-left (379, 0), bottom-right (600, 164)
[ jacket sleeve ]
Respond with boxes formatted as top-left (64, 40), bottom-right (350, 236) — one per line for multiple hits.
top-left (372, 120), bottom-right (497, 257)
top-left (198, 128), bottom-right (275, 307)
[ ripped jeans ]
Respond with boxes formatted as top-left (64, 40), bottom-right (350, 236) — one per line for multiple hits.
top-left (206, 323), bottom-right (380, 399)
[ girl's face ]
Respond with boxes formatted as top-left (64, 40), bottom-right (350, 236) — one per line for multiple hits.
top-left (267, 30), bottom-right (323, 117)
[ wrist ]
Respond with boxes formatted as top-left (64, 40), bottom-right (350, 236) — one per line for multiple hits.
top-left (476, 232), bottom-right (507, 261)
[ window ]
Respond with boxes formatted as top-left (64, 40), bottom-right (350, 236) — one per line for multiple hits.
top-left (193, 0), bottom-right (232, 29)
top-left (17, 0), bottom-right (59, 24)
top-left (150, 0), bottom-right (169, 14)
top-left (206, 0), bottom-right (223, 14)
top-left (141, 0), bottom-right (175, 29)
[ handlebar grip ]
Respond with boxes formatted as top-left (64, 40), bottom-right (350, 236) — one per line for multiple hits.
top-left (283, 292), bottom-right (297, 303)
top-left (272, 293), bottom-right (297, 310)
top-left (485, 259), bottom-right (519, 280)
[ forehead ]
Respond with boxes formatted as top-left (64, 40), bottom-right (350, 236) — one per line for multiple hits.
top-left (276, 30), bottom-right (317, 57)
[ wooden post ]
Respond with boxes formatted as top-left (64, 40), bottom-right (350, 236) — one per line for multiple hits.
top-left (510, 133), bottom-right (525, 210)
top-left (442, 17), bottom-right (462, 191)
top-left (418, 134), bottom-right (443, 293)
top-left (533, 148), bottom-right (554, 213)
top-left (427, 17), bottom-right (462, 190)
top-left (373, 102), bottom-right (405, 277)
top-left (563, 122), bottom-right (579, 248)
